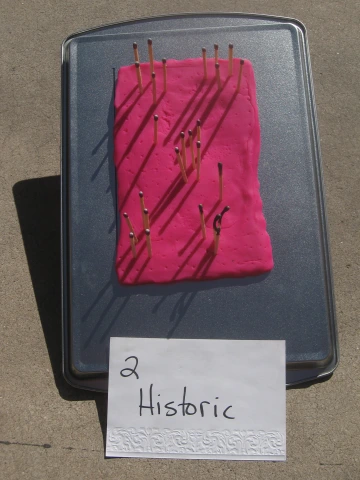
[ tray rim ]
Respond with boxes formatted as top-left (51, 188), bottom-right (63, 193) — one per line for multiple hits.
top-left (60, 12), bottom-right (339, 392)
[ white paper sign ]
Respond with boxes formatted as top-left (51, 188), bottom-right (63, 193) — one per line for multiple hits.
top-left (106, 338), bottom-right (286, 461)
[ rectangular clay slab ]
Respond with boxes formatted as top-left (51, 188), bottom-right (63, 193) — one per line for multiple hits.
top-left (114, 58), bottom-right (273, 285)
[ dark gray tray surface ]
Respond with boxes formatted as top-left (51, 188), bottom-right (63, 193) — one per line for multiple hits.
top-left (63, 14), bottom-right (337, 387)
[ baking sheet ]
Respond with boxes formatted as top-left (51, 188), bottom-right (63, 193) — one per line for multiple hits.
top-left (61, 14), bottom-right (337, 391)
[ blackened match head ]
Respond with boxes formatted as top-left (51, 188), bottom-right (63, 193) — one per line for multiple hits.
top-left (197, 119), bottom-right (201, 127)
top-left (129, 232), bottom-right (134, 238)
top-left (196, 140), bottom-right (201, 148)
top-left (135, 61), bottom-right (140, 69)
top-left (198, 204), bottom-right (204, 214)
top-left (139, 191), bottom-right (144, 198)
top-left (144, 208), bottom-right (148, 215)
top-left (123, 212), bottom-right (129, 218)
top-left (145, 228), bottom-right (150, 236)
top-left (229, 43), bottom-right (233, 49)
top-left (151, 72), bottom-right (156, 78)
top-left (154, 114), bottom-right (158, 121)
top-left (240, 59), bottom-right (244, 65)
top-left (202, 47), bottom-right (206, 53)
top-left (218, 162), bottom-right (223, 174)
top-left (214, 43), bottom-right (219, 50)
top-left (180, 131), bottom-right (185, 139)
top-left (215, 63), bottom-right (220, 70)
top-left (188, 129), bottom-right (192, 136)
top-left (162, 58), bottom-right (166, 64)
top-left (133, 42), bottom-right (138, 49)
top-left (147, 38), bottom-right (152, 45)
top-left (175, 147), bottom-right (180, 154)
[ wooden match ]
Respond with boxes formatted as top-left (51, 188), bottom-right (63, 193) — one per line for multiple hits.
top-left (175, 147), bottom-right (188, 184)
top-left (228, 43), bottom-right (233, 75)
top-left (162, 58), bottom-right (167, 92)
top-left (215, 62), bottom-right (221, 90)
top-left (196, 140), bottom-right (201, 181)
top-left (154, 114), bottom-right (158, 144)
top-left (151, 72), bottom-right (157, 104)
top-left (236, 59), bottom-right (245, 93)
top-left (180, 131), bottom-right (187, 169)
top-left (145, 229), bottom-right (152, 258)
top-left (135, 61), bottom-right (143, 94)
top-left (198, 204), bottom-right (206, 239)
top-left (148, 38), bottom-right (154, 73)
top-left (143, 208), bottom-right (150, 229)
top-left (196, 119), bottom-right (201, 141)
top-left (202, 47), bottom-right (208, 79)
top-left (123, 212), bottom-right (138, 243)
top-left (188, 129), bottom-right (195, 169)
top-left (133, 42), bottom-right (139, 63)
top-left (214, 43), bottom-right (219, 63)
top-left (139, 191), bottom-right (146, 224)
top-left (129, 232), bottom-right (137, 258)
top-left (218, 162), bottom-right (223, 201)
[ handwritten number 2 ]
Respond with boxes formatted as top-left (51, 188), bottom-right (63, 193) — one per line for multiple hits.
top-left (120, 356), bottom-right (139, 379)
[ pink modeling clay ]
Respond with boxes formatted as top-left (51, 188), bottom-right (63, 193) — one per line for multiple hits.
top-left (114, 57), bottom-right (273, 285)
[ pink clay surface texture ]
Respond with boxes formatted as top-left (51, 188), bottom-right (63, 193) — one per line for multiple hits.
top-left (114, 58), bottom-right (273, 284)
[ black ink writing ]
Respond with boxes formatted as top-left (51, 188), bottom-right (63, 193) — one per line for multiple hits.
top-left (120, 356), bottom-right (139, 380)
top-left (223, 406), bottom-right (235, 419)
top-left (178, 387), bottom-right (197, 415)
top-left (139, 383), bottom-right (153, 415)
top-left (165, 401), bottom-right (177, 416)
top-left (138, 384), bottom-right (235, 419)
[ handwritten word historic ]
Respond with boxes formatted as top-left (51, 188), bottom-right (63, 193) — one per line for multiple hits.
top-left (120, 355), bottom-right (235, 419)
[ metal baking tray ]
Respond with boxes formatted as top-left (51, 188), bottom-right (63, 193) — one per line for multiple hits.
top-left (61, 13), bottom-right (338, 391)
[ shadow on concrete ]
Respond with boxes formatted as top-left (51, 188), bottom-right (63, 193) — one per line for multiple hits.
top-left (13, 176), bottom-right (107, 444)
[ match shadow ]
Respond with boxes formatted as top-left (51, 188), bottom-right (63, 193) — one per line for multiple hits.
top-left (171, 78), bottom-right (217, 146)
top-left (167, 291), bottom-right (198, 339)
top-left (192, 248), bottom-right (216, 278)
top-left (178, 200), bottom-right (221, 256)
top-left (172, 238), bottom-right (205, 281)
top-left (116, 84), bottom-right (138, 111)
top-left (114, 223), bottom-right (150, 270)
top-left (158, 180), bottom-right (197, 235)
top-left (119, 242), bottom-right (147, 283)
top-left (202, 89), bottom-right (238, 158)
top-left (113, 82), bottom-right (151, 135)
top-left (187, 77), bottom-right (232, 140)
top-left (118, 144), bottom-right (155, 211)
top-left (91, 153), bottom-right (109, 182)
top-left (163, 79), bottom-right (206, 145)
top-left (138, 172), bottom-right (190, 230)
top-left (99, 296), bottom-right (131, 343)
top-left (117, 91), bottom-right (165, 166)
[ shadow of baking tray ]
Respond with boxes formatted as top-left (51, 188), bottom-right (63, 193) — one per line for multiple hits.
top-left (61, 13), bottom-right (338, 391)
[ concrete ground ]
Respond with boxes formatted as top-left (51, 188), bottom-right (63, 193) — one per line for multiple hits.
top-left (1, 1), bottom-right (359, 478)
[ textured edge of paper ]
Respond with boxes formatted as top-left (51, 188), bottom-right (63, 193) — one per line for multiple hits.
top-left (106, 427), bottom-right (286, 460)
